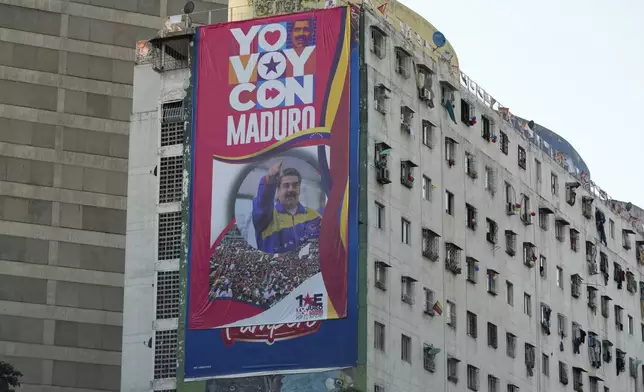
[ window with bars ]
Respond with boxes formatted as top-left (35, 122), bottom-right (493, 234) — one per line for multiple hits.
top-left (370, 26), bottom-right (387, 59)
top-left (517, 146), bottom-right (526, 169)
top-left (154, 329), bottom-right (177, 380)
top-left (422, 228), bottom-right (439, 261)
top-left (466, 258), bottom-right (478, 284)
top-left (543, 354), bottom-right (550, 376)
top-left (467, 311), bottom-right (478, 338)
top-left (158, 212), bottom-right (182, 260)
top-left (488, 322), bottom-right (498, 349)
top-left (374, 261), bottom-right (389, 291)
top-left (161, 101), bottom-right (184, 147)
top-left (423, 344), bottom-right (437, 372)
top-left (467, 365), bottom-right (480, 391)
top-left (447, 357), bottom-right (459, 383)
top-left (401, 334), bottom-right (412, 363)
top-left (559, 361), bottom-right (569, 385)
top-left (500, 131), bottom-right (509, 155)
top-left (374, 321), bottom-right (385, 351)
top-left (506, 333), bottom-right (516, 358)
top-left (507, 385), bottom-right (519, 392)
top-left (486, 218), bottom-right (498, 244)
top-left (488, 375), bottom-right (499, 392)
top-left (159, 156), bottom-right (183, 203)
top-left (374, 385), bottom-right (385, 392)
top-left (156, 270), bottom-right (180, 319)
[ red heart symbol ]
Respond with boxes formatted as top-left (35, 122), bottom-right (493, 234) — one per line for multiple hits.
top-left (264, 30), bottom-right (280, 46)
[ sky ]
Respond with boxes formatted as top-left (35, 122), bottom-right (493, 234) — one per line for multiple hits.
top-left (399, 0), bottom-right (644, 208)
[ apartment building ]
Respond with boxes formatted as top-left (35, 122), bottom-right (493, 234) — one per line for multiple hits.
top-left (0, 1), bottom-right (225, 391)
top-left (364, 6), bottom-right (644, 392)
top-left (121, 2), bottom-right (644, 392)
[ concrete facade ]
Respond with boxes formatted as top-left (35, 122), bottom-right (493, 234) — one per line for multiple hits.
top-left (364, 7), bottom-right (644, 392)
top-left (0, 1), bottom-right (222, 390)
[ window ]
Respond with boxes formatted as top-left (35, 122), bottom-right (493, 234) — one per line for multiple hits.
top-left (467, 365), bottom-right (480, 391)
top-left (373, 84), bottom-right (390, 114)
top-left (374, 385), bottom-right (385, 392)
top-left (374, 321), bottom-right (385, 351)
top-left (601, 295), bottom-right (610, 318)
top-left (423, 288), bottom-right (435, 315)
top-left (466, 257), bottom-right (478, 284)
top-left (375, 202), bottom-right (384, 229)
top-left (505, 230), bottom-right (517, 256)
top-left (488, 376), bottom-right (499, 392)
top-left (573, 367), bottom-right (583, 391)
top-left (481, 115), bottom-right (492, 141)
top-left (467, 312), bottom-right (478, 338)
top-left (465, 152), bottom-right (477, 179)
top-left (589, 377), bottom-right (599, 392)
top-left (158, 211), bottom-right (182, 260)
top-left (505, 182), bottom-right (516, 214)
top-left (484, 166), bottom-right (496, 195)
top-left (539, 210), bottom-right (549, 231)
top-left (500, 131), bottom-right (509, 155)
top-left (422, 176), bottom-right (432, 201)
top-left (507, 385), bottom-right (519, 392)
top-left (523, 242), bottom-right (536, 267)
top-left (615, 305), bottom-right (623, 329)
top-left (551, 172), bottom-right (559, 195)
top-left (400, 106), bottom-right (414, 134)
top-left (401, 218), bottom-right (410, 245)
top-left (542, 354), bottom-right (550, 376)
top-left (400, 160), bottom-right (416, 188)
top-left (445, 137), bottom-right (457, 166)
top-left (520, 194), bottom-right (532, 224)
top-left (394, 47), bottom-right (410, 78)
top-left (374, 261), bottom-right (389, 291)
top-left (506, 281), bottom-right (514, 306)
top-left (588, 286), bottom-right (598, 309)
top-left (445, 243), bottom-right (462, 274)
top-left (557, 267), bottom-right (564, 289)
top-left (422, 120), bottom-right (434, 148)
top-left (486, 219), bottom-right (498, 244)
top-left (401, 334), bottom-right (411, 363)
top-left (506, 333), bottom-right (517, 358)
top-left (488, 322), bottom-right (498, 349)
top-left (370, 26), bottom-right (386, 59)
top-left (445, 191), bottom-right (454, 215)
top-left (417, 65), bottom-right (434, 104)
top-left (555, 219), bottom-right (567, 242)
top-left (609, 219), bottom-right (615, 239)
top-left (156, 271), bottom-right (180, 319)
top-left (487, 269), bottom-right (499, 295)
top-left (461, 99), bottom-right (473, 124)
top-left (628, 315), bottom-right (633, 334)
top-left (524, 293), bottom-right (532, 316)
top-left (539, 255), bottom-right (547, 279)
top-left (559, 362), bottom-right (569, 385)
top-left (161, 101), bottom-right (184, 147)
top-left (466, 204), bottom-right (478, 230)
top-left (447, 357), bottom-right (460, 383)
top-left (159, 156), bottom-right (183, 204)
top-left (423, 344), bottom-right (438, 372)
top-left (566, 182), bottom-right (579, 205)
top-left (557, 313), bottom-right (567, 337)
top-left (154, 329), bottom-right (177, 380)
top-left (446, 300), bottom-right (456, 328)
top-left (535, 159), bottom-right (542, 184)
top-left (623, 229), bottom-right (632, 249)
top-left (517, 146), bottom-right (526, 169)
top-left (571, 274), bottom-right (582, 298)
top-left (570, 229), bottom-right (579, 252)
top-left (525, 343), bottom-right (536, 376)
top-left (421, 228), bottom-right (439, 261)
top-left (582, 196), bottom-right (593, 219)
top-left (401, 276), bottom-right (415, 304)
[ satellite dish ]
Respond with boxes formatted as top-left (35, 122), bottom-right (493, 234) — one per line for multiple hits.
top-left (432, 31), bottom-right (446, 48)
top-left (183, 1), bottom-right (195, 14)
top-left (528, 120), bottom-right (535, 130)
top-left (428, 347), bottom-right (441, 355)
top-left (626, 202), bottom-right (633, 212)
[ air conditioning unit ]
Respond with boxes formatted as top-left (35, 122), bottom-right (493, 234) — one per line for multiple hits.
top-left (420, 88), bottom-right (431, 100)
top-left (377, 167), bottom-right (390, 184)
top-left (401, 120), bottom-right (411, 132)
top-left (524, 258), bottom-right (535, 268)
top-left (375, 280), bottom-right (387, 290)
top-left (401, 294), bottom-right (413, 304)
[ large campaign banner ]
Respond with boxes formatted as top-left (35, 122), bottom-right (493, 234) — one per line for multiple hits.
top-left (189, 6), bottom-right (352, 330)
top-left (186, 6), bottom-right (360, 380)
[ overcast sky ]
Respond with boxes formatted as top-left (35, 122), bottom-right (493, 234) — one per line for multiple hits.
top-left (399, 0), bottom-right (644, 207)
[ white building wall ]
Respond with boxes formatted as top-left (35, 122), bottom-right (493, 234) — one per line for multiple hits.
top-left (122, 63), bottom-right (189, 392)
top-left (364, 8), bottom-right (644, 392)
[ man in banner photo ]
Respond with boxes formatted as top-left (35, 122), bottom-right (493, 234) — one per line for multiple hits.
top-left (253, 160), bottom-right (322, 253)
top-left (189, 8), bottom-right (351, 329)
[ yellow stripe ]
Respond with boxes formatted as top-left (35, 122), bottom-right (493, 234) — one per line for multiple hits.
top-left (327, 296), bottom-right (338, 318)
top-left (261, 208), bottom-right (321, 239)
top-left (323, 12), bottom-right (351, 129)
top-left (213, 127), bottom-right (330, 161)
top-left (339, 178), bottom-right (349, 250)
